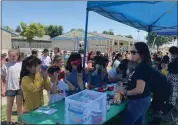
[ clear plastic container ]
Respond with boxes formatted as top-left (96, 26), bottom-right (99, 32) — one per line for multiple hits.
top-left (65, 89), bottom-right (107, 124)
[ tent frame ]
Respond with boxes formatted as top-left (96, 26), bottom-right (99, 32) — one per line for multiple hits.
top-left (83, 2), bottom-right (178, 86)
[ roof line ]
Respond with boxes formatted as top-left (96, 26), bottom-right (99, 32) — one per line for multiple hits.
top-left (1, 28), bottom-right (19, 36)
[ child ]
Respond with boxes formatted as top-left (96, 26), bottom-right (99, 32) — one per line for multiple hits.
top-left (20, 56), bottom-right (51, 113)
top-left (87, 55), bottom-right (108, 88)
top-left (40, 48), bottom-right (51, 66)
top-left (47, 66), bottom-right (69, 104)
top-left (161, 60), bottom-right (168, 76)
top-left (65, 52), bottom-right (84, 95)
top-left (52, 55), bottom-right (63, 68)
top-left (1, 49), bottom-right (22, 125)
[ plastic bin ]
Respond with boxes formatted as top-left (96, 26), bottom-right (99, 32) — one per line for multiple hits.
top-left (65, 89), bottom-right (107, 124)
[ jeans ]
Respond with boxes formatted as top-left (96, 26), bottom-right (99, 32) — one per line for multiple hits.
top-left (123, 96), bottom-right (151, 125)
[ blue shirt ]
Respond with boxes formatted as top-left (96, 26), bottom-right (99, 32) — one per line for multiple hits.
top-left (66, 69), bottom-right (81, 95)
top-left (87, 70), bottom-right (108, 87)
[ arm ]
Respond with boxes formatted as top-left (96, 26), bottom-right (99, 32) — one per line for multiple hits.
top-left (1, 65), bottom-right (7, 83)
top-left (64, 71), bottom-right (75, 91)
top-left (127, 80), bottom-right (146, 96)
top-left (64, 79), bottom-right (75, 91)
top-left (50, 74), bottom-right (58, 94)
top-left (43, 77), bottom-right (51, 91)
top-left (21, 72), bottom-right (43, 92)
top-left (1, 81), bottom-right (6, 96)
top-left (41, 70), bottom-right (51, 91)
top-left (117, 80), bottom-right (146, 96)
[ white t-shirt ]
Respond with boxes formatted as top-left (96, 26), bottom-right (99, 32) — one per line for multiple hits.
top-left (48, 80), bottom-right (69, 105)
top-left (112, 60), bottom-right (120, 69)
top-left (1, 62), bottom-right (22, 90)
top-left (40, 56), bottom-right (51, 66)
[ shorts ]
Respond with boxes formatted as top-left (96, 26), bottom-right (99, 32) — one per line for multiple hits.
top-left (6, 89), bottom-right (22, 97)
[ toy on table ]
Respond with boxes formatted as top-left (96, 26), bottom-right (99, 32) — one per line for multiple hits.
top-left (98, 87), bottom-right (104, 92)
top-left (107, 86), bottom-right (114, 91)
top-left (113, 92), bottom-right (122, 104)
top-left (87, 84), bottom-right (95, 90)
top-left (97, 87), bottom-right (107, 92)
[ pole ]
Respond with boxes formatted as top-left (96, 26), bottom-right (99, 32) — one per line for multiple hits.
top-left (83, 9), bottom-right (89, 88)
top-left (152, 36), bottom-right (157, 50)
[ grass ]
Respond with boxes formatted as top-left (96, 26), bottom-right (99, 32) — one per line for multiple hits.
top-left (1, 94), bottom-right (48, 124)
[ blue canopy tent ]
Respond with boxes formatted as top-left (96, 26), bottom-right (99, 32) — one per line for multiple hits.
top-left (82, 1), bottom-right (177, 86)
top-left (155, 29), bottom-right (178, 36)
top-left (152, 29), bottom-right (178, 48)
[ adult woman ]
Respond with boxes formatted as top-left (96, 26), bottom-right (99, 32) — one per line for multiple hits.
top-left (64, 52), bottom-right (84, 95)
top-left (167, 46), bottom-right (178, 106)
top-left (117, 42), bottom-right (151, 125)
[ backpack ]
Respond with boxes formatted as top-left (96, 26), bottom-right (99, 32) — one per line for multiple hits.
top-left (150, 67), bottom-right (173, 101)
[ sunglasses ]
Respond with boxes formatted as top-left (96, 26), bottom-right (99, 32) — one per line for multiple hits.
top-left (130, 50), bottom-right (139, 55)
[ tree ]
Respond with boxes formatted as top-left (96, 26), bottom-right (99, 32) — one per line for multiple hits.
top-left (102, 29), bottom-right (114, 35)
top-left (3, 26), bottom-right (13, 32)
top-left (125, 35), bottom-right (133, 39)
top-left (15, 25), bottom-right (21, 33)
top-left (70, 28), bottom-right (84, 32)
top-left (20, 22), bottom-right (45, 50)
top-left (93, 31), bottom-right (98, 33)
top-left (77, 29), bottom-right (84, 32)
top-left (146, 32), bottom-right (174, 52)
top-left (45, 25), bottom-right (63, 38)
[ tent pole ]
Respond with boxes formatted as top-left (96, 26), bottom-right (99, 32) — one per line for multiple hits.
top-left (83, 9), bottom-right (89, 88)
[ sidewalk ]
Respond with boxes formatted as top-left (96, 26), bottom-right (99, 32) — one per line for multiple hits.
top-left (1, 90), bottom-right (48, 105)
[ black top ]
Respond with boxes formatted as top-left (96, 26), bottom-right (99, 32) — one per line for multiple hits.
top-left (168, 57), bottom-right (178, 74)
top-left (150, 68), bottom-right (172, 100)
top-left (127, 62), bottom-right (151, 100)
top-left (119, 59), bottom-right (129, 78)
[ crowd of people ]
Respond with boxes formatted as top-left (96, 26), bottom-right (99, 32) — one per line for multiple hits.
top-left (1, 43), bottom-right (178, 125)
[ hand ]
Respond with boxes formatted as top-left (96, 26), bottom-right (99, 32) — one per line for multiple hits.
top-left (54, 72), bottom-right (59, 83)
top-left (41, 69), bottom-right (48, 79)
top-left (36, 65), bottom-right (41, 73)
top-left (37, 84), bottom-right (43, 91)
top-left (116, 86), bottom-right (126, 95)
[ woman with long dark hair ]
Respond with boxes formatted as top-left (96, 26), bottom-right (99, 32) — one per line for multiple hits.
top-left (64, 52), bottom-right (84, 95)
top-left (117, 42), bottom-right (151, 125)
top-left (20, 56), bottom-right (50, 113)
top-left (87, 55), bottom-right (108, 88)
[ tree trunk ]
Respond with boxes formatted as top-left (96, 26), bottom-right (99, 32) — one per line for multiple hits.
top-left (29, 42), bottom-right (32, 50)
top-left (157, 45), bottom-right (159, 52)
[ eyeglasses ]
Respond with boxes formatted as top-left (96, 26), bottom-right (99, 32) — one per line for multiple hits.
top-left (130, 50), bottom-right (138, 55)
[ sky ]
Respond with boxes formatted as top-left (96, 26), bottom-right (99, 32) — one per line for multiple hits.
top-left (2, 1), bottom-right (148, 41)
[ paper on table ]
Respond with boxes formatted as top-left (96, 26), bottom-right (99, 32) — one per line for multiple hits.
top-left (35, 108), bottom-right (57, 115)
